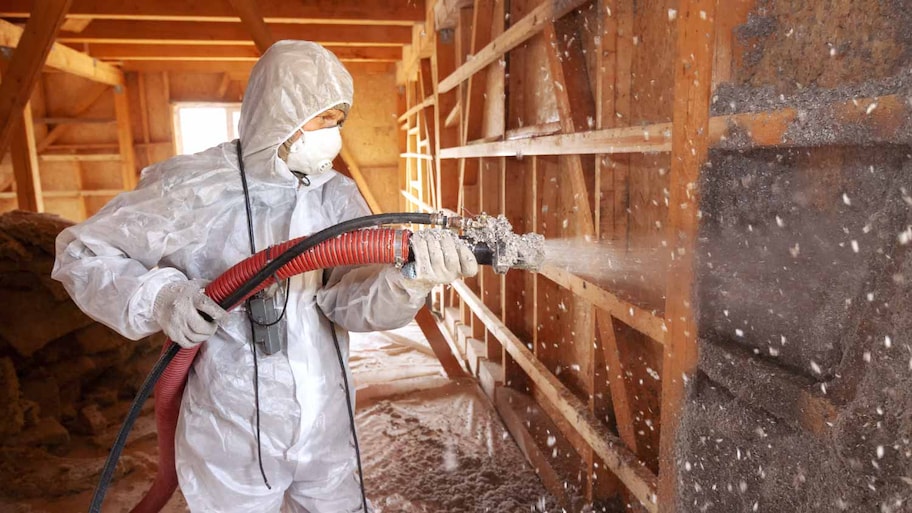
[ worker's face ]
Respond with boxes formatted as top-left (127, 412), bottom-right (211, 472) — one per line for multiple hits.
top-left (278, 108), bottom-right (345, 164)
top-left (301, 108), bottom-right (345, 133)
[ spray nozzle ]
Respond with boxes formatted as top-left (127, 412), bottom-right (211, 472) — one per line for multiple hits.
top-left (410, 213), bottom-right (545, 275)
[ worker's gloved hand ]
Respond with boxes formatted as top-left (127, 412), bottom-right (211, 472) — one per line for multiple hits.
top-left (403, 229), bottom-right (478, 290)
top-left (152, 279), bottom-right (227, 349)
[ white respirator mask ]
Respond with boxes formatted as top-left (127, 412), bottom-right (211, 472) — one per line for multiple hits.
top-left (285, 126), bottom-right (342, 176)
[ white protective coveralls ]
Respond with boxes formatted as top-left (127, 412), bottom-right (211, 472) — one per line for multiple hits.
top-left (52, 41), bottom-right (429, 511)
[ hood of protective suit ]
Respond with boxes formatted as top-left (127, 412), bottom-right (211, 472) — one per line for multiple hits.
top-left (238, 40), bottom-right (353, 183)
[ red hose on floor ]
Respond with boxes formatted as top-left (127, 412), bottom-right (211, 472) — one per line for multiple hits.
top-left (130, 228), bottom-right (410, 513)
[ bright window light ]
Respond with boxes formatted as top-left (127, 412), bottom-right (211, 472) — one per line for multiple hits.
top-left (173, 104), bottom-right (242, 155)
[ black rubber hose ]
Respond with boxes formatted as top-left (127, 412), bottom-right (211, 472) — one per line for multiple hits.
top-left (89, 343), bottom-right (180, 513)
top-left (89, 212), bottom-right (438, 513)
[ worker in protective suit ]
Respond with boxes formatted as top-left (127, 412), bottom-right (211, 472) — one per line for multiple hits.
top-left (52, 40), bottom-right (477, 512)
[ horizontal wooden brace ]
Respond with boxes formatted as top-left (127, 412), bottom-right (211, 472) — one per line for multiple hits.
top-left (36, 117), bottom-right (116, 124)
top-left (0, 19), bottom-right (123, 85)
top-left (57, 21), bottom-right (411, 46)
top-left (0, 189), bottom-right (123, 199)
top-left (1, 1), bottom-right (424, 24)
top-left (450, 279), bottom-right (659, 512)
top-left (400, 152), bottom-right (434, 160)
top-left (397, 95), bottom-right (436, 123)
top-left (39, 153), bottom-right (121, 162)
top-left (437, 0), bottom-right (588, 93)
top-left (76, 43), bottom-right (401, 62)
top-left (439, 94), bottom-right (910, 159)
top-left (440, 123), bottom-right (672, 158)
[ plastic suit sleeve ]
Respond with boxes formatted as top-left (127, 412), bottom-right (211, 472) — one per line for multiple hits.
top-left (315, 183), bottom-right (429, 332)
top-left (317, 264), bottom-right (429, 332)
top-left (52, 178), bottom-right (189, 341)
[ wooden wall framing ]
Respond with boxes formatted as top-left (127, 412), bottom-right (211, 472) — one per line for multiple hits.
top-left (395, 0), bottom-right (749, 511)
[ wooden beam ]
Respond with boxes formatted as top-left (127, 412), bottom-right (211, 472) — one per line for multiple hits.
top-left (657, 1), bottom-right (717, 511)
top-left (437, 0), bottom-right (588, 93)
top-left (0, 0), bottom-right (73, 157)
top-left (10, 102), bottom-right (43, 212)
top-left (451, 279), bottom-right (659, 512)
top-left (225, 0), bottom-right (275, 54)
top-left (2, 1), bottom-right (425, 24)
top-left (39, 153), bottom-right (121, 162)
top-left (35, 117), bottom-right (115, 124)
top-left (57, 20), bottom-right (411, 46)
top-left (415, 308), bottom-right (469, 379)
top-left (440, 93), bottom-right (911, 159)
top-left (0, 19), bottom-right (123, 86)
top-left (35, 83), bottom-right (109, 153)
top-left (339, 141), bottom-right (383, 215)
top-left (76, 43), bottom-right (403, 62)
top-left (117, 60), bottom-right (393, 74)
top-left (441, 123), bottom-right (672, 158)
top-left (113, 85), bottom-right (137, 190)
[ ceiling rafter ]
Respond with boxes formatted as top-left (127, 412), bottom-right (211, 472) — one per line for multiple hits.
top-left (54, 20), bottom-right (412, 46)
top-left (0, 0), bottom-right (424, 24)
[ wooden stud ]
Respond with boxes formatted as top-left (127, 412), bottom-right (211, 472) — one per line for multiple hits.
top-left (0, 18), bottom-right (123, 86)
top-left (438, 0), bottom-right (589, 93)
top-left (0, 0), bottom-right (74, 157)
top-left (657, 1), bottom-right (717, 510)
top-left (113, 85), bottom-right (138, 190)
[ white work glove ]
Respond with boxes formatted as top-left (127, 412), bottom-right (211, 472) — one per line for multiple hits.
top-left (152, 279), bottom-right (227, 349)
top-left (404, 229), bottom-right (478, 290)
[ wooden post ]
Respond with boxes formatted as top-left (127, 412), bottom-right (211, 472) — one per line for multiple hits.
top-left (10, 100), bottom-right (43, 212)
top-left (113, 84), bottom-right (138, 190)
top-left (0, 0), bottom-right (73, 157)
top-left (657, 0), bottom-right (717, 511)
